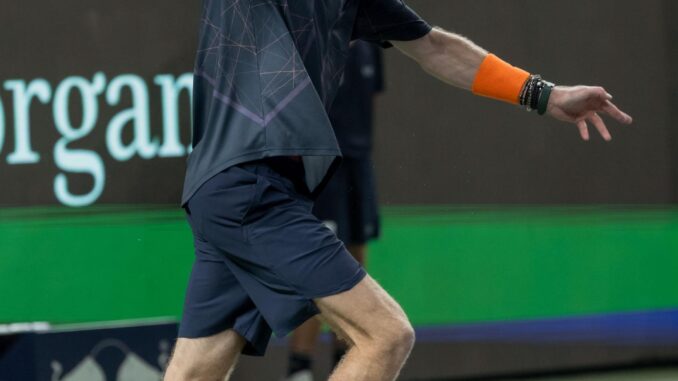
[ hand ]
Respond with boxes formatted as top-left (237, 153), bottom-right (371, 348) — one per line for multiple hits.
top-left (547, 86), bottom-right (633, 141)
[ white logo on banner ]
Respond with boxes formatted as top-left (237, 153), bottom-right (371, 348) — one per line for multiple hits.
top-left (0, 72), bottom-right (193, 207)
top-left (50, 338), bottom-right (168, 381)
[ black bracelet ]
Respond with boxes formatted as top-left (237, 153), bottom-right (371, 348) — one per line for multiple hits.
top-left (530, 80), bottom-right (544, 111)
top-left (537, 81), bottom-right (555, 115)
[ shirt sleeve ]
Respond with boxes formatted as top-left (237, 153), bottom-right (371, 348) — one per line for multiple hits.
top-left (352, 0), bottom-right (432, 47)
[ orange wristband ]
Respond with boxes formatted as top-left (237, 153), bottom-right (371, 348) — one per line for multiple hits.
top-left (472, 54), bottom-right (530, 105)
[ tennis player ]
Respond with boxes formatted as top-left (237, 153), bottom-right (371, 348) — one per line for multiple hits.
top-left (165, 1), bottom-right (633, 380)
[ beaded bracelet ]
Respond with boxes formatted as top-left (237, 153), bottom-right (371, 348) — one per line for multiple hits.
top-left (519, 75), bottom-right (555, 115)
top-left (520, 75), bottom-right (539, 110)
top-left (518, 76), bottom-right (533, 106)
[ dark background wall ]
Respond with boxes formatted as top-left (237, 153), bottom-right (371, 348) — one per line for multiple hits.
top-left (0, 0), bottom-right (674, 206)
top-left (374, 0), bottom-right (676, 205)
top-left (667, 0), bottom-right (678, 202)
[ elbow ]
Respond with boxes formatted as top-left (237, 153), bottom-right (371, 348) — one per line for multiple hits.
top-left (410, 29), bottom-right (444, 71)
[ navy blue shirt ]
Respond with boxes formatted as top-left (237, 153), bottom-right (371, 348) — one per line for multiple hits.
top-left (330, 41), bottom-right (384, 158)
top-left (183, 0), bottom-right (431, 205)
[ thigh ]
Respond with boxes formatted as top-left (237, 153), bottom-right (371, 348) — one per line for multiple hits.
top-left (314, 275), bottom-right (410, 345)
top-left (181, 196), bottom-right (273, 356)
top-left (191, 161), bottom-right (367, 340)
top-left (244, 173), bottom-right (365, 299)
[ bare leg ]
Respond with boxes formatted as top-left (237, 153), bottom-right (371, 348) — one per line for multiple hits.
top-left (332, 244), bottom-right (367, 363)
top-left (288, 244), bottom-right (368, 364)
top-left (317, 275), bottom-right (415, 381)
top-left (164, 329), bottom-right (246, 381)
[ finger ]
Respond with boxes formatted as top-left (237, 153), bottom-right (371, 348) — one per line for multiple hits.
top-left (590, 113), bottom-right (612, 142)
top-left (602, 100), bottom-right (633, 124)
top-left (593, 87), bottom-right (612, 101)
top-left (577, 120), bottom-right (590, 141)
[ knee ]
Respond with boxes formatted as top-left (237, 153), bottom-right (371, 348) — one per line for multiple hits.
top-left (367, 319), bottom-right (415, 361)
top-left (388, 321), bottom-right (416, 356)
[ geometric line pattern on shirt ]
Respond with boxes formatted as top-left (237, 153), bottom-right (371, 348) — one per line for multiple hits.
top-left (197, 70), bottom-right (311, 126)
top-left (197, 0), bottom-right (317, 126)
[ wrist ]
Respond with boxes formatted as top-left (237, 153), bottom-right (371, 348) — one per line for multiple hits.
top-left (470, 53), bottom-right (556, 114)
top-left (545, 86), bottom-right (565, 115)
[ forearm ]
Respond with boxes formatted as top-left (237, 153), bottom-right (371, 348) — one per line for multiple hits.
top-left (393, 25), bottom-right (632, 141)
top-left (393, 27), bottom-right (487, 90)
top-left (394, 27), bottom-right (533, 107)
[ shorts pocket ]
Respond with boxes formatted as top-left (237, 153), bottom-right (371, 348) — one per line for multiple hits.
top-left (191, 167), bottom-right (262, 243)
top-left (207, 181), bottom-right (259, 226)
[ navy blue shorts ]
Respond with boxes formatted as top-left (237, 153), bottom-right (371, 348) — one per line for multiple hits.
top-left (179, 159), bottom-right (366, 356)
top-left (313, 156), bottom-right (380, 245)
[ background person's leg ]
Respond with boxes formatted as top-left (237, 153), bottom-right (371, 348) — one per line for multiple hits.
top-left (287, 317), bottom-right (323, 378)
top-left (289, 318), bottom-right (323, 355)
top-left (346, 244), bottom-right (366, 266)
top-left (316, 275), bottom-right (415, 381)
top-left (164, 329), bottom-right (246, 381)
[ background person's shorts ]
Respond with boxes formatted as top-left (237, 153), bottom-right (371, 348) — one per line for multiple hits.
top-left (313, 156), bottom-right (381, 245)
top-left (178, 159), bottom-right (366, 356)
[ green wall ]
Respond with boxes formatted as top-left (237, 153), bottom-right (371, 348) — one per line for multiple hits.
top-left (1, 206), bottom-right (677, 326)
top-left (370, 206), bottom-right (678, 324)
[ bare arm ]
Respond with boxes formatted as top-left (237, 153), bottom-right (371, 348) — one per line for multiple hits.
top-left (393, 27), bottom-right (486, 90)
top-left (393, 28), bottom-right (633, 141)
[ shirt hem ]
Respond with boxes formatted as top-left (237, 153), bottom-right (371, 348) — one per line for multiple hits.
top-left (181, 148), bottom-right (341, 206)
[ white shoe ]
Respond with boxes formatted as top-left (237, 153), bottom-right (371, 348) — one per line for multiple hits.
top-left (283, 370), bottom-right (314, 381)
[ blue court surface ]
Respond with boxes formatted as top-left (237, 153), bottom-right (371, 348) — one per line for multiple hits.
top-left (494, 368), bottom-right (678, 381)
top-left (416, 309), bottom-right (678, 345)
